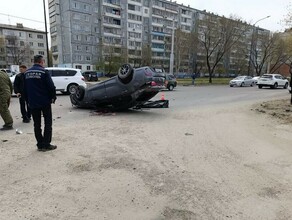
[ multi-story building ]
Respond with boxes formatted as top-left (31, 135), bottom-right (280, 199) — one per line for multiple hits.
top-left (48, 0), bottom-right (269, 76)
top-left (0, 23), bottom-right (47, 69)
top-left (48, 0), bottom-right (199, 72)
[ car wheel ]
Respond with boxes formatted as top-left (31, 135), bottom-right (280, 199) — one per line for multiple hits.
top-left (75, 86), bottom-right (85, 101)
top-left (240, 82), bottom-right (244, 87)
top-left (67, 84), bottom-right (78, 94)
top-left (230, 85), bottom-right (233, 87)
top-left (272, 83), bottom-right (278, 89)
top-left (284, 83), bottom-right (288, 89)
top-left (118, 63), bottom-right (134, 84)
top-left (258, 85), bottom-right (262, 89)
top-left (168, 84), bottom-right (174, 91)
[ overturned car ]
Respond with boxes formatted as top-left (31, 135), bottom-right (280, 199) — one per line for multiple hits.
top-left (70, 64), bottom-right (169, 110)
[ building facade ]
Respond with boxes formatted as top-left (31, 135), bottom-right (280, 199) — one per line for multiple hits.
top-left (0, 23), bottom-right (47, 69)
top-left (48, 0), bottom-right (270, 75)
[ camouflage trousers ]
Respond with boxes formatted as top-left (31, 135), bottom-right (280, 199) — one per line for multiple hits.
top-left (0, 96), bottom-right (13, 126)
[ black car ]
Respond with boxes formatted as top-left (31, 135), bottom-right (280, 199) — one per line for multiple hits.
top-left (82, 71), bottom-right (98, 82)
top-left (165, 74), bottom-right (177, 91)
top-left (70, 64), bottom-right (169, 110)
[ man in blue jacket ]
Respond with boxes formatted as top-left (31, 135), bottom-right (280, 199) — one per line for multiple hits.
top-left (24, 55), bottom-right (57, 151)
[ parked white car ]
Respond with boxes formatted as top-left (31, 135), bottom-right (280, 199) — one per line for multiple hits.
top-left (252, 76), bottom-right (260, 84)
top-left (257, 74), bottom-right (289, 89)
top-left (229, 76), bottom-right (255, 87)
top-left (46, 67), bottom-right (87, 94)
top-left (10, 67), bottom-right (87, 95)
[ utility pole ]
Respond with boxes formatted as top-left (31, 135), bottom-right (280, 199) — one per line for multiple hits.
top-left (43, 0), bottom-right (50, 67)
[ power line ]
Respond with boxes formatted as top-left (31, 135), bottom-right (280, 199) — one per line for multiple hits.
top-left (0, 12), bottom-right (45, 24)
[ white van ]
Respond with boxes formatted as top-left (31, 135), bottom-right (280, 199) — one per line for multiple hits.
top-left (46, 67), bottom-right (87, 94)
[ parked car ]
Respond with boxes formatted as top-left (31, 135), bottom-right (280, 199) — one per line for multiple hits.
top-left (257, 74), bottom-right (289, 89)
top-left (82, 71), bottom-right (98, 82)
top-left (1, 69), bottom-right (17, 77)
top-left (9, 68), bottom-right (87, 95)
top-left (70, 64), bottom-right (168, 111)
top-left (252, 76), bottom-right (260, 84)
top-left (229, 76), bottom-right (255, 87)
top-left (46, 67), bottom-right (87, 94)
top-left (165, 74), bottom-right (177, 91)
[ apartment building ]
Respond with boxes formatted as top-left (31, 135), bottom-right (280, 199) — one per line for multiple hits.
top-left (0, 23), bottom-right (47, 69)
top-left (48, 0), bottom-right (198, 72)
top-left (48, 0), bottom-right (269, 75)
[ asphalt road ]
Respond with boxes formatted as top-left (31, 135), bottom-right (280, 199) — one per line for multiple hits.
top-left (8, 84), bottom-right (289, 114)
top-left (159, 85), bottom-right (289, 109)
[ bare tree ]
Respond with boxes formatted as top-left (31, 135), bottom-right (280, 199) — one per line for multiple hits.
top-left (198, 14), bottom-right (248, 83)
top-left (174, 28), bottom-right (192, 73)
top-left (250, 33), bottom-right (292, 76)
top-left (269, 34), bottom-right (292, 74)
top-left (103, 45), bottom-right (123, 75)
top-left (5, 35), bottom-right (32, 65)
top-left (141, 44), bottom-right (152, 66)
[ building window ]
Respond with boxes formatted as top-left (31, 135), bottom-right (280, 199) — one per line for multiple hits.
top-left (85, 56), bottom-right (91, 61)
top-left (20, 41), bottom-right (24, 46)
top-left (29, 33), bottom-right (33, 38)
top-left (37, 34), bottom-right (44, 39)
top-left (86, 66), bottom-right (90, 70)
top-left (84, 4), bottom-right (89, 11)
top-left (29, 42), bottom-right (33, 46)
top-left (77, 55), bottom-right (82, 61)
top-left (39, 51), bottom-right (45, 55)
top-left (38, 43), bottom-right (44, 47)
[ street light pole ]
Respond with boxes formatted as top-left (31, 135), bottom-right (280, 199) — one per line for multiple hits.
top-left (247, 15), bottom-right (270, 76)
top-left (169, 20), bottom-right (175, 75)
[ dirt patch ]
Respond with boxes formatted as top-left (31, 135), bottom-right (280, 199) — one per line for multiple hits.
top-left (252, 99), bottom-right (292, 124)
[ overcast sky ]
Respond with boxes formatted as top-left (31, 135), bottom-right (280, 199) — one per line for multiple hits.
top-left (0, 0), bottom-right (290, 32)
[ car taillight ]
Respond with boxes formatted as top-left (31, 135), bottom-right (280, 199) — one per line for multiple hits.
top-left (151, 81), bottom-right (157, 86)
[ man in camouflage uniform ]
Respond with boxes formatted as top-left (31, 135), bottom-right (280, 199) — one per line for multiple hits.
top-left (0, 70), bottom-right (13, 130)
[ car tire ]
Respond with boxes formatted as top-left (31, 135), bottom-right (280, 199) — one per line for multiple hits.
top-left (75, 86), bottom-right (85, 101)
top-left (168, 84), bottom-right (174, 91)
top-left (272, 83), bottom-right (278, 89)
top-left (240, 82), bottom-right (244, 87)
top-left (258, 85), bottom-right (262, 89)
top-left (118, 64), bottom-right (134, 84)
top-left (67, 83), bottom-right (78, 94)
top-left (284, 83), bottom-right (288, 89)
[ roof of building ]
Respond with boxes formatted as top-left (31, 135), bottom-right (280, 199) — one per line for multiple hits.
top-left (0, 23), bottom-right (45, 34)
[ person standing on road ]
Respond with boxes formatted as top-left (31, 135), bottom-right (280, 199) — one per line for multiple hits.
top-left (0, 70), bottom-right (14, 130)
top-left (191, 73), bottom-right (196, 86)
top-left (24, 55), bottom-right (57, 151)
top-left (14, 65), bottom-right (31, 123)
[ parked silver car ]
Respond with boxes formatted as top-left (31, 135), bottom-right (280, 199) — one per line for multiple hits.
top-left (229, 76), bottom-right (255, 87)
top-left (257, 74), bottom-right (289, 89)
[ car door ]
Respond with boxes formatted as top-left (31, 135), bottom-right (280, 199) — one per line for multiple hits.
top-left (50, 69), bottom-right (68, 91)
top-left (274, 75), bottom-right (283, 86)
top-left (246, 76), bottom-right (253, 86)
